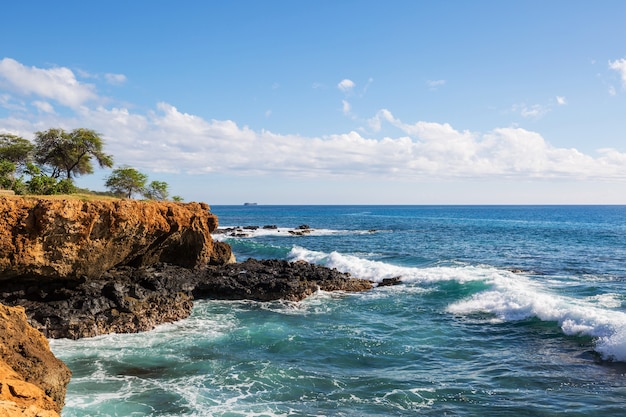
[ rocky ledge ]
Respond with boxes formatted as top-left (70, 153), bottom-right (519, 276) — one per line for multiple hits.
top-left (1, 259), bottom-right (372, 339)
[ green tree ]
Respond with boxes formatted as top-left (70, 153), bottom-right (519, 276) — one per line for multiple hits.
top-left (0, 134), bottom-right (34, 191)
top-left (34, 128), bottom-right (113, 180)
top-left (0, 134), bottom-right (34, 166)
top-left (144, 180), bottom-right (169, 201)
top-left (172, 195), bottom-right (184, 202)
top-left (25, 163), bottom-right (59, 195)
top-left (0, 160), bottom-right (15, 190)
top-left (105, 166), bottom-right (147, 199)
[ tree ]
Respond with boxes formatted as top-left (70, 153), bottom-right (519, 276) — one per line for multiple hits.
top-left (0, 160), bottom-right (15, 190)
top-left (0, 134), bottom-right (34, 166)
top-left (24, 163), bottom-right (59, 195)
top-left (144, 180), bottom-right (169, 201)
top-left (0, 134), bottom-right (34, 190)
top-left (105, 166), bottom-right (147, 199)
top-left (34, 128), bottom-right (113, 180)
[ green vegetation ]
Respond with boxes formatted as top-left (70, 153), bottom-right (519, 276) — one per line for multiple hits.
top-left (104, 166), bottom-right (147, 199)
top-left (0, 128), bottom-right (180, 201)
top-left (34, 128), bottom-right (113, 180)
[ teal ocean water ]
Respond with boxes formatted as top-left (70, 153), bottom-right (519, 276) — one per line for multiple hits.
top-left (51, 206), bottom-right (626, 416)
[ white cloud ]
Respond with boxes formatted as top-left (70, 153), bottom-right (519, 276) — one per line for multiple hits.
top-left (337, 79), bottom-right (355, 93)
top-left (7, 101), bottom-right (618, 182)
top-left (609, 58), bottom-right (626, 86)
top-left (521, 104), bottom-right (549, 118)
top-left (0, 58), bottom-right (97, 108)
top-left (556, 96), bottom-right (567, 105)
top-left (2, 58), bottom-right (625, 184)
top-left (609, 86), bottom-right (617, 96)
top-left (32, 100), bottom-right (55, 114)
top-left (104, 73), bottom-right (127, 85)
top-left (342, 100), bottom-right (351, 115)
top-left (511, 103), bottom-right (550, 119)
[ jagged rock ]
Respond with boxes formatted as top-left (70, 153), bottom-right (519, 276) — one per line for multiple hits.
top-left (2, 260), bottom-right (373, 339)
top-left (194, 258), bottom-right (373, 302)
top-left (0, 304), bottom-right (71, 416)
top-left (378, 277), bottom-right (402, 287)
top-left (0, 198), bottom-right (232, 282)
top-left (1, 265), bottom-right (196, 339)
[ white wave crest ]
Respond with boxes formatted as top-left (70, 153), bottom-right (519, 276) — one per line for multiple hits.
top-left (288, 246), bottom-right (498, 284)
top-left (213, 226), bottom-right (376, 241)
top-left (447, 277), bottom-right (626, 361)
top-left (288, 246), bottom-right (626, 362)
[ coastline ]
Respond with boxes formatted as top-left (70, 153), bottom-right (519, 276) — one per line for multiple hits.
top-left (0, 197), bottom-right (376, 415)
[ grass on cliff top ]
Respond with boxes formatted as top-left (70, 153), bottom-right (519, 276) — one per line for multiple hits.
top-left (2, 193), bottom-right (121, 202)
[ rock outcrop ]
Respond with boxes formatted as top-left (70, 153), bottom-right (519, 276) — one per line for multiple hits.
top-left (195, 258), bottom-right (373, 302)
top-left (0, 303), bottom-right (71, 416)
top-left (0, 198), bottom-right (233, 282)
top-left (2, 259), bottom-right (372, 339)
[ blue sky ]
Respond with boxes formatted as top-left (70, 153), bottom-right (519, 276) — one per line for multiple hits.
top-left (1, 1), bottom-right (626, 204)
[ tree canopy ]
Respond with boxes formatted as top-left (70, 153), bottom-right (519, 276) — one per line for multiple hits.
top-left (105, 166), bottom-right (148, 199)
top-left (145, 180), bottom-right (169, 201)
top-left (0, 134), bottom-right (34, 167)
top-left (34, 128), bottom-right (113, 180)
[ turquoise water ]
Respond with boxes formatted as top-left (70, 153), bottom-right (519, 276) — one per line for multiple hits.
top-left (51, 206), bottom-right (626, 416)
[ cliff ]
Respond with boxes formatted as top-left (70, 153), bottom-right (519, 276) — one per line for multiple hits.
top-left (0, 198), bottom-right (233, 281)
top-left (0, 197), bottom-right (234, 338)
top-left (0, 303), bottom-right (71, 416)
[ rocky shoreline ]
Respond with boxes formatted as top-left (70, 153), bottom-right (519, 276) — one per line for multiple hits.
top-left (0, 197), bottom-right (378, 415)
top-left (0, 258), bottom-right (373, 340)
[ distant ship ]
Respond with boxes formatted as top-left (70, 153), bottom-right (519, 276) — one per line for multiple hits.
top-left (243, 202), bottom-right (258, 206)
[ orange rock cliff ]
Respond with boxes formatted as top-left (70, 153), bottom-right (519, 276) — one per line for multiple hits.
top-left (0, 303), bottom-right (72, 416)
top-left (0, 198), bottom-right (233, 281)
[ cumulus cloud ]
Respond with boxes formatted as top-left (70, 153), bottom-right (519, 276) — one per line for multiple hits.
top-left (556, 96), bottom-right (567, 105)
top-left (337, 79), bottom-right (355, 93)
top-left (0, 58), bottom-right (97, 108)
top-left (609, 58), bottom-right (626, 86)
top-left (2, 58), bottom-right (625, 183)
top-left (6, 100), bottom-right (620, 182)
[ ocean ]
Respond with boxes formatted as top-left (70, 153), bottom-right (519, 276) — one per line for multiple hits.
top-left (50, 205), bottom-right (626, 416)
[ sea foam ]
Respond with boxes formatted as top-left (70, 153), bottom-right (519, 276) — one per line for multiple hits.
top-left (288, 246), bottom-right (626, 362)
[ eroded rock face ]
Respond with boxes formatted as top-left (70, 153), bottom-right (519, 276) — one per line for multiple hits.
top-left (0, 304), bottom-right (71, 416)
top-left (0, 198), bottom-right (233, 281)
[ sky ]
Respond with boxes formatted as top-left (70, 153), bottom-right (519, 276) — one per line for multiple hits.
top-left (1, 0), bottom-right (626, 204)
